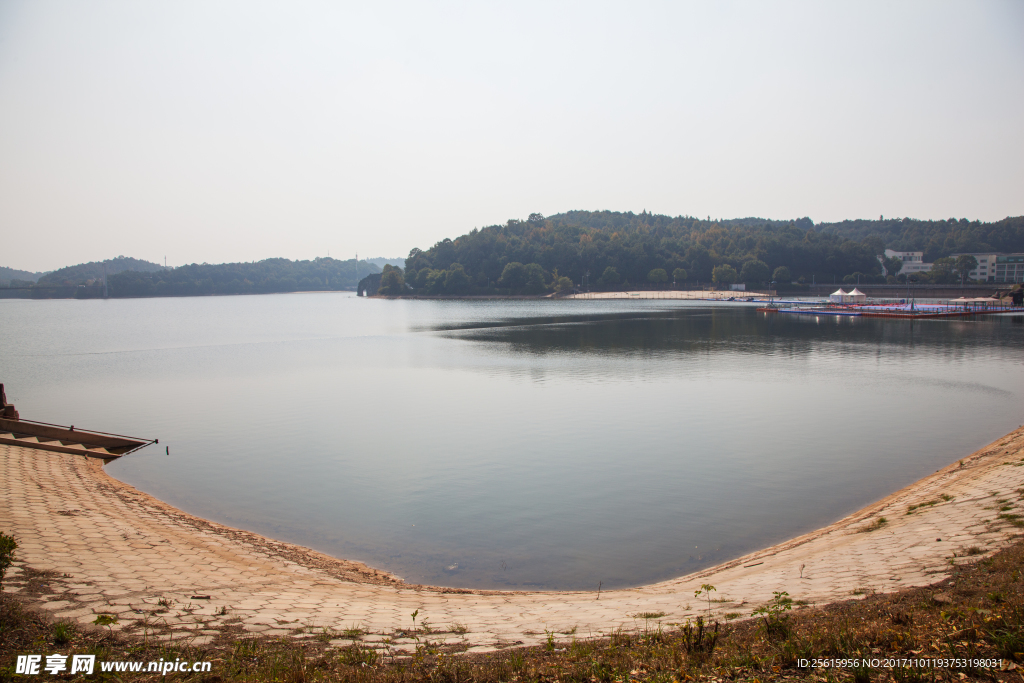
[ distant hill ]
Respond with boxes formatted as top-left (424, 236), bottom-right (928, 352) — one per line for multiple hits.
top-left (107, 257), bottom-right (379, 297)
top-left (0, 266), bottom-right (46, 286)
top-left (398, 210), bottom-right (1024, 295)
top-left (37, 256), bottom-right (165, 286)
top-left (366, 257), bottom-right (405, 268)
top-left (814, 217), bottom-right (1024, 259)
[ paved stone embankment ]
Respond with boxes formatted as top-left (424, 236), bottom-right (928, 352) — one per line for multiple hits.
top-left (3, 426), bottom-right (1024, 653)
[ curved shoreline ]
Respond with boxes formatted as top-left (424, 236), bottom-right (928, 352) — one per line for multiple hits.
top-left (3, 424), bottom-right (1024, 651)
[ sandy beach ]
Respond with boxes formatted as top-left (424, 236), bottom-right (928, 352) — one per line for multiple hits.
top-left (3, 425), bottom-right (1023, 653)
top-left (565, 290), bottom-right (770, 300)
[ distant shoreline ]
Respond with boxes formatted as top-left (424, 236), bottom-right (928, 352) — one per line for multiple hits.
top-left (2, 281), bottom-right (1005, 302)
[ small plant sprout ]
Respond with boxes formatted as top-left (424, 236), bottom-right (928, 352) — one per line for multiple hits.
top-left (751, 591), bottom-right (792, 639)
top-left (93, 614), bottom-right (119, 635)
top-left (680, 616), bottom-right (719, 661)
top-left (696, 584), bottom-right (716, 618)
top-left (52, 621), bottom-right (73, 645)
top-left (634, 611), bottom-right (666, 620)
top-left (411, 609), bottom-right (419, 628)
top-left (0, 531), bottom-right (16, 592)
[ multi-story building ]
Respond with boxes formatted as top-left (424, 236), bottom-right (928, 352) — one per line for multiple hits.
top-left (948, 253), bottom-right (996, 282)
top-left (993, 254), bottom-right (1024, 283)
top-left (879, 249), bottom-right (1024, 282)
top-left (882, 249), bottom-right (933, 275)
top-left (948, 253), bottom-right (1024, 283)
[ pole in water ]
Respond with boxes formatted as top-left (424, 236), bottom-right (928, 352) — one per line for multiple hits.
top-left (166, 446), bottom-right (169, 455)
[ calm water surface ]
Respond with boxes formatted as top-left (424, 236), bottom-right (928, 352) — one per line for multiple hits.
top-left (3, 295), bottom-right (1023, 590)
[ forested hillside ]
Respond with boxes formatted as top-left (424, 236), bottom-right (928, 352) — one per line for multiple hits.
top-left (2, 257), bottom-right (378, 298)
top-left (816, 216), bottom-right (1024, 258)
top-left (37, 256), bottom-right (164, 285)
top-left (366, 257), bottom-right (405, 268)
top-left (397, 212), bottom-right (1024, 295)
top-left (107, 257), bottom-right (377, 297)
top-left (5, 212), bottom-right (1021, 299)
top-left (0, 266), bottom-right (44, 286)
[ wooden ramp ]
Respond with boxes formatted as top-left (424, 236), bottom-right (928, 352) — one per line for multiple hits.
top-left (0, 418), bottom-right (156, 459)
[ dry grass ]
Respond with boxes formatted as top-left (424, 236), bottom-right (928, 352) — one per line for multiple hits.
top-left (858, 516), bottom-right (889, 533)
top-left (3, 535), bottom-right (1024, 682)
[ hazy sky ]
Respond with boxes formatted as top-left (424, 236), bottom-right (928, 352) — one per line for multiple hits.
top-left (1, 1), bottom-right (1022, 272)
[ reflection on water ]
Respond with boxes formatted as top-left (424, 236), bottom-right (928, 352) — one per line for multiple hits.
top-left (2, 296), bottom-right (1023, 590)
top-left (441, 307), bottom-right (1023, 356)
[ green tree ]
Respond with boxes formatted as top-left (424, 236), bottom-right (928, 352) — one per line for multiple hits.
top-left (444, 263), bottom-right (471, 294)
top-left (498, 262), bottom-right (526, 290)
top-left (554, 276), bottom-right (573, 293)
top-left (772, 266), bottom-right (791, 283)
top-left (523, 263), bottom-right (547, 294)
top-left (954, 255), bottom-right (978, 283)
top-left (425, 269), bottom-right (447, 295)
top-left (926, 257), bottom-right (957, 284)
top-left (598, 266), bottom-right (621, 285)
top-left (672, 267), bottom-right (687, 283)
top-left (843, 272), bottom-right (866, 285)
top-left (883, 256), bottom-right (903, 278)
top-left (377, 265), bottom-right (406, 295)
top-left (740, 259), bottom-right (769, 283)
top-left (647, 268), bottom-right (668, 284)
top-left (412, 268), bottom-right (430, 289)
top-left (711, 264), bottom-right (738, 287)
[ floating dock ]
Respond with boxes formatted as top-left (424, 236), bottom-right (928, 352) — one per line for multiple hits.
top-left (759, 302), bottom-right (1024, 319)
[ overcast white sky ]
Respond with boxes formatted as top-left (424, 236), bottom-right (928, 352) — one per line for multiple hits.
top-left (1, 1), bottom-right (1022, 272)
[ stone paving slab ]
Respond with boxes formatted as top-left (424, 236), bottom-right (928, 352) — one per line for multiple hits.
top-left (3, 426), bottom-right (1024, 648)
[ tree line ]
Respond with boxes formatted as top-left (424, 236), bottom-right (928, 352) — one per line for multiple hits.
top-left (0, 257), bottom-right (379, 297)
top-left (6, 211), bottom-right (1020, 298)
top-left (105, 258), bottom-right (377, 297)
top-left (0, 256), bottom-right (161, 288)
top-left (391, 211), bottom-right (1023, 295)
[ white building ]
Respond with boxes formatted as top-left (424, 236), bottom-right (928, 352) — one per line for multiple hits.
top-left (949, 253), bottom-right (1024, 283)
top-left (881, 249), bottom-right (933, 276)
top-left (994, 254), bottom-right (1024, 283)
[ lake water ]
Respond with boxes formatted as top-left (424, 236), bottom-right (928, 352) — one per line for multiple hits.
top-left (3, 294), bottom-right (1023, 590)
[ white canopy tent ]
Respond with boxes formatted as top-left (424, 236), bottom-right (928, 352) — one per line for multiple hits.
top-left (830, 288), bottom-right (849, 303)
top-left (847, 288), bottom-right (867, 303)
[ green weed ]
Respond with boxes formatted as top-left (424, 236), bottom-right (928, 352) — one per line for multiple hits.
top-left (859, 516), bottom-right (888, 532)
